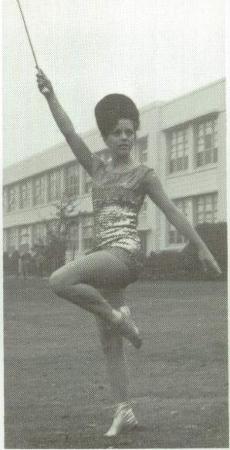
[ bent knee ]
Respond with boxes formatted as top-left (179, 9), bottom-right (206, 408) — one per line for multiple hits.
top-left (49, 271), bottom-right (66, 295)
top-left (49, 269), bottom-right (84, 296)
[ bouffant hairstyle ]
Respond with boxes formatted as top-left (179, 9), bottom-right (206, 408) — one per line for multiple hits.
top-left (95, 94), bottom-right (140, 138)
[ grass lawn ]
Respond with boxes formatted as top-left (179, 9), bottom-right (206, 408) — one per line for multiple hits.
top-left (4, 276), bottom-right (228, 448)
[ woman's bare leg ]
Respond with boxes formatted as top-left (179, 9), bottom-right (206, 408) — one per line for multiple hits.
top-left (49, 250), bottom-right (141, 348)
top-left (96, 289), bottom-right (138, 436)
top-left (96, 288), bottom-right (128, 404)
top-left (49, 250), bottom-right (130, 323)
top-left (50, 252), bottom-right (138, 434)
top-left (97, 318), bottom-right (129, 403)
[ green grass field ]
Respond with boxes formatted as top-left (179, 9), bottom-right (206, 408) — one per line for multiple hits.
top-left (4, 276), bottom-right (228, 448)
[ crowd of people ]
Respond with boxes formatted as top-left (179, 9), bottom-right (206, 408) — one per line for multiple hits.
top-left (4, 249), bottom-right (45, 278)
top-left (3, 242), bottom-right (65, 278)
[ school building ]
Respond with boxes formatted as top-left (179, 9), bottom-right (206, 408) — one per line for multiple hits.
top-left (3, 78), bottom-right (226, 258)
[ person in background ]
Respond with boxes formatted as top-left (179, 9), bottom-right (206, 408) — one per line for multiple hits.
top-left (11, 249), bottom-right (20, 278)
top-left (21, 251), bottom-right (32, 279)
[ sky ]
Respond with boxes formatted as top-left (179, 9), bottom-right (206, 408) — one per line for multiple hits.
top-left (2, 0), bottom-right (225, 168)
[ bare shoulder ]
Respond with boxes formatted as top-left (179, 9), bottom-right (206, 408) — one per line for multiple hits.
top-left (139, 164), bottom-right (157, 184)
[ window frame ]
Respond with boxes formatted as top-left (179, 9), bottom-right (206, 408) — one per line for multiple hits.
top-left (64, 163), bottom-right (80, 198)
top-left (137, 136), bottom-right (148, 163)
top-left (32, 222), bottom-right (47, 245)
top-left (194, 115), bottom-right (218, 168)
top-left (7, 185), bottom-right (17, 212)
top-left (33, 175), bottom-right (46, 206)
top-left (194, 193), bottom-right (218, 225)
top-left (167, 126), bottom-right (189, 174)
top-left (19, 179), bottom-right (32, 209)
top-left (48, 168), bottom-right (62, 202)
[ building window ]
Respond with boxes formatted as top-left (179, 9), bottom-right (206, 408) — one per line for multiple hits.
top-left (167, 128), bottom-right (189, 173)
top-left (19, 180), bottom-right (31, 209)
top-left (19, 226), bottom-right (30, 252)
top-left (48, 169), bottom-right (62, 201)
top-left (195, 117), bottom-right (218, 167)
top-left (194, 193), bottom-right (218, 224)
top-left (168, 198), bottom-right (190, 244)
top-left (65, 163), bottom-right (80, 198)
top-left (33, 223), bottom-right (47, 245)
top-left (33, 175), bottom-right (46, 205)
top-left (8, 186), bottom-right (17, 212)
top-left (82, 215), bottom-right (94, 250)
top-left (137, 136), bottom-right (148, 163)
top-left (82, 169), bottom-right (92, 194)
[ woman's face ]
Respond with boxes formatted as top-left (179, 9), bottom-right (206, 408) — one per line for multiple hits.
top-left (105, 118), bottom-right (135, 159)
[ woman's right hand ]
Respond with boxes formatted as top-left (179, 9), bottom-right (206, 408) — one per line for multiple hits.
top-left (36, 69), bottom-right (54, 98)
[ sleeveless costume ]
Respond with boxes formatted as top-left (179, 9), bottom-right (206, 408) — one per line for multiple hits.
top-left (88, 155), bottom-right (154, 281)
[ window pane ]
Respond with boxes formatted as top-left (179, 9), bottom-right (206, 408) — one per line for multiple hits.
top-left (83, 169), bottom-right (92, 194)
top-left (33, 176), bottom-right (46, 205)
top-left (33, 223), bottom-right (47, 245)
top-left (19, 180), bottom-right (31, 209)
top-left (196, 117), bottom-right (218, 167)
top-left (168, 128), bottom-right (189, 173)
top-left (19, 226), bottom-right (30, 252)
top-left (65, 164), bottom-right (80, 197)
top-left (48, 169), bottom-right (62, 201)
top-left (8, 186), bottom-right (17, 211)
top-left (137, 136), bottom-right (148, 163)
top-left (205, 150), bottom-right (211, 164)
top-left (195, 193), bottom-right (218, 225)
top-left (204, 134), bottom-right (212, 149)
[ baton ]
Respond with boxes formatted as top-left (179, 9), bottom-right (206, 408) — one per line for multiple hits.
top-left (16, 0), bottom-right (49, 94)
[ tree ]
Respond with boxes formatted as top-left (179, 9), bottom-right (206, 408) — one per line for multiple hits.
top-left (45, 197), bottom-right (72, 273)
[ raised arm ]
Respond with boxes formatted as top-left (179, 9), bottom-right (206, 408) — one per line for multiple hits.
top-left (143, 172), bottom-right (221, 274)
top-left (36, 69), bottom-right (95, 176)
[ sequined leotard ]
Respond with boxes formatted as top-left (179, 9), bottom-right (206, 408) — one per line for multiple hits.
top-left (89, 155), bottom-right (154, 276)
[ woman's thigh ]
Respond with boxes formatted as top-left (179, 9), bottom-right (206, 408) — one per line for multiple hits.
top-left (50, 250), bottom-right (133, 290)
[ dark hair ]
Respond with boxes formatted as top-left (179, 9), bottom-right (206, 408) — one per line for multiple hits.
top-left (95, 93), bottom-right (140, 138)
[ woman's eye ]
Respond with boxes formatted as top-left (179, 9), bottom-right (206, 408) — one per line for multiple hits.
top-left (111, 128), bottom-right (134, 137)
top-left (126, 130), bottom-right (134, 137)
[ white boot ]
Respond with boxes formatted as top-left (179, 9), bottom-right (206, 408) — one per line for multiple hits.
top-left (105, 402), bottom-right (138, 437)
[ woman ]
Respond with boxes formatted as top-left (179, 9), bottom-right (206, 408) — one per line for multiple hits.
top-left (37, 70), bottom-right (221, 437)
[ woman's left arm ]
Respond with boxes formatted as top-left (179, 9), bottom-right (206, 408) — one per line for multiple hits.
top-left (144, 172), bottom-right (222, 274)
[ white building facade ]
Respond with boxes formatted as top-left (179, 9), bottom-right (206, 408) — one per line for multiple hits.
top-left (3, 79), bottom-right (226, 257)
